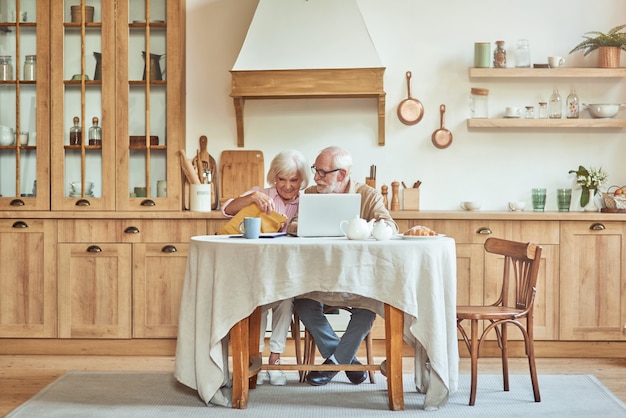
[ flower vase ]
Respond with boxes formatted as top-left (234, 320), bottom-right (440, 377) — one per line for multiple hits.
top-left (583, 188), bottom-right (599, 212)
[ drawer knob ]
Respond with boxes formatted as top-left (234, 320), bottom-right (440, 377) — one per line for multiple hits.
top-left (12, 221), bottom-right (28, 228)
top-left (9, 199), bottom-right (25, 206)
top-left (590, 223), bottom-right (605, 231)
top-left (124, 226), bottom-right (140, 234)
top-left (476, 227), bottom-right (492, 235)
top-left (87, 245), bottom-right (102, 253)
top-left (161, 245), bottom-right (177, 253)
top-left (140, 199), bottom-right (156, 206)
top-left (75, 199), bottom-right (91, 206)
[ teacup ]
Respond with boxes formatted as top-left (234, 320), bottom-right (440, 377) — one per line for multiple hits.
top-left (508, 201), bottom-right (526, 212)
top-left (505, 106), bottom-right (521, 118)
top-left (548, 56), bottom-right (565, 68)
top-left (460, 201), bottom-right (481, 211)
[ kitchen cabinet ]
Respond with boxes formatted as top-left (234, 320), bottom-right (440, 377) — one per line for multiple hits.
top-left (57, 219), bottom-right (206, 339)
top-left (0, 2), bottom-right (51, 211)
top-left (560, 220), bottom-right (626, 341)
top-left (0, 219), bottom-right (57, 337)
top-left (467, 67), bottom-right (626, 129)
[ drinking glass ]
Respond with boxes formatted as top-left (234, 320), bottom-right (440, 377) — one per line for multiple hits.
top-left (531, 188), bottom-right (547, 211)
top-left (557, 188), bottom-right (572, 212)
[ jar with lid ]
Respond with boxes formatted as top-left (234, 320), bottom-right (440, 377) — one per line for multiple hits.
top-left (88, 117), bottom-right (102, 146)
top-left (0, 56), bottom-right (14, 81)
top-left (566, 88), bottom-right (580, 119)
top-left (493, 41), bottom-right (507, 68)
top-left (70, 116), bottom-right (82, 145)
top-left (538, 102), bottom-right (548, 118)
top-left (515, 39), bottom-right (531, 68)
top-left (548, 89), bottom-right (562, 119)
top-left (524, 105), bottom-right (535, 119)
top-left (23, 55), bottom-right (36, 81)
top-left (470, 87), bottom-right (489, 118)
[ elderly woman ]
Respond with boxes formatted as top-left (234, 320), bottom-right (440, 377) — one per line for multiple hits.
top-left (221, 149), bottom-right (309, 385)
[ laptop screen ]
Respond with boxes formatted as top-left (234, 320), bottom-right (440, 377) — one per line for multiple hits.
top-left (295, 193), bottom-right (361, 237)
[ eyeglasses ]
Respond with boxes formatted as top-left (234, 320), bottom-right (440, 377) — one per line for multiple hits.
top-left (310, 166), bottom-right (340, 178)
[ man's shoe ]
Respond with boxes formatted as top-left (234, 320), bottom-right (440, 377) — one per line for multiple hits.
top-left (345, 359), bottom-right (367, 385)
top-left (305, 358), bottom-right (338, 386)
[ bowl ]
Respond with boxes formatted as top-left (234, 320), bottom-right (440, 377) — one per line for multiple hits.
top-left (70, 181), bottom-right (94, 193)
top-left (583, 103), bottom-right (625, 118)
top-left (0, 132), bottom-right (13, 146)
top-left (460, 201), bottom-right (481, 211)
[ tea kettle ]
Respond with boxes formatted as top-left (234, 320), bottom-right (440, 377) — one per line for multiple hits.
top-left (340, 216), bottom-right (373, 240)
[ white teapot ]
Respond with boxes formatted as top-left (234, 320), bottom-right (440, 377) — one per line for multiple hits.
top-left (372, 219), bottom-right (393, 241)
top-left (340, 216), bottom-right (373, 240)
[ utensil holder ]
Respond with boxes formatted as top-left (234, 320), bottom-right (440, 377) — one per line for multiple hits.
top-left (190, 184), bottom-right (211, 212)
top-left (402, 188), bottom-right (420, 210)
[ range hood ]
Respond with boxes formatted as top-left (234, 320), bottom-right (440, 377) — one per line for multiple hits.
top-left (230, 0), bottom-right (386, 147)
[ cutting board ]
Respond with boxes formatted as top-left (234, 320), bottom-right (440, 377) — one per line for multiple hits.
top-left (219, 150), bottom-right (265, 205)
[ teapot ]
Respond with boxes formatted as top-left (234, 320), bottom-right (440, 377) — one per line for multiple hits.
top-left (340, 216), bottom-right (373, 240)
top-left (372, 219), bottom-right (393, 241)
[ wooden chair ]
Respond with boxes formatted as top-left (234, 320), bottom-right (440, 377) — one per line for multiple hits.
top-left (299, 305), bottom-right (375, 383)
top-left (456, 237), bottom-right (542, 406)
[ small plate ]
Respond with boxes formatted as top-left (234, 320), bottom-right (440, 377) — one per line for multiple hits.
top-left (399, 234), bottom-right (446, 240)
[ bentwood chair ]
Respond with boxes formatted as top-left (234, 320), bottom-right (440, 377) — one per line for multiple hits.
top-left (300, 305), bottom-right (375, 383)
top-left (456, 237), bottom-right (542, 406)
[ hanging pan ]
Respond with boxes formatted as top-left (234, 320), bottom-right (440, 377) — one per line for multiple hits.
top-left (397, 71), bottom-right (424, 125)
top-left (432, 104), bottom-right (453, 149)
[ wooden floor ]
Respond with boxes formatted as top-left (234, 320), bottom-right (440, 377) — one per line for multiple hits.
top-left (1, 355), bottom-right (625, 416)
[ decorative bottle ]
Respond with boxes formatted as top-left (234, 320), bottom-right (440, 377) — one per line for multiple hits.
top-left (88, 117), bottom-right (102, 146)
top-left (566, 88), bottom-right (580, 119)
top-left (493, 41), bottom-right (507, 68)
top-left (70, 116), bottom-right (81, 145)
top-left (548, 89), bottom-right (562, 119)
top-left (515, 39), bottom-right (531, 68)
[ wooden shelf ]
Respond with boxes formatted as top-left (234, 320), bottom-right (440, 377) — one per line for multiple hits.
top-left (468, 118), bottom-right (626, 128)
top-left (468, 67), bottom-right (626, 78)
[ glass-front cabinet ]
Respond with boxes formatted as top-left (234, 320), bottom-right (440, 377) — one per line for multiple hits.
top-left (0, 0), bottom-right (50, 211)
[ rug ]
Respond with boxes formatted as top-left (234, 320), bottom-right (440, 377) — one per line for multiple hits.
top-left (7, 371), bottom-right (626, 417)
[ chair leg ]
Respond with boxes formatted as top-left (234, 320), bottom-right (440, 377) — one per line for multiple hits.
top-left (468, 319), bottom-right (479, 406)
top-left (291, 317), bottom-right (304, 381)
top-left (526, 321), bottom-right (541, 402)
top-left (301, 330), bottom-right (316, 383)
top-left (365, 332), bottom-right (375, 383)
top-left (501, 323), bottom-right (509, 392)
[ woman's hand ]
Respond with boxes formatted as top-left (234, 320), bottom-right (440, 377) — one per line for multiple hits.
top-left (250, 191), bottom-right (275, 214)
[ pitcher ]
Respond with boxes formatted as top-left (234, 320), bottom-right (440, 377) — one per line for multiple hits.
top-left (142, 52), bottom-right (165, 81)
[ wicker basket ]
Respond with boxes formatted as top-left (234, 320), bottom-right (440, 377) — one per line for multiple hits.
top-left (602, 192), bottom-right (626, 210)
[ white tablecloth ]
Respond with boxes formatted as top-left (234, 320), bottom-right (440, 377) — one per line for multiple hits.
top-left (174, 235), bottom-right (459, 409)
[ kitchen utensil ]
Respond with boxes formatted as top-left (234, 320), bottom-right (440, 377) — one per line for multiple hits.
top-left (192, 135), bottom-right (219, 209)
top-left (397, 71), bottom-right (424, 125)
top-left (583, 103), bottom-right (625, 118)
top-left (219, 150), bottom-right (264, 206)
top-left (432, 104), bottom-right (453, 149)
top-left (142, 52), bottom-right (165, 81)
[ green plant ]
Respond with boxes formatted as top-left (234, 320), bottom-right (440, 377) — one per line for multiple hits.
top-left (568, 165), bottom-right (608, 207)
top-left (569, 24), bottom-right (626, 56)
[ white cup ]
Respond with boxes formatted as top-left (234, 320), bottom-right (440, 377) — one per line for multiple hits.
top-left (548, 56), bottom-right (565, 68)
top-left (505, 106), bottom-right (521, 118)
top-left (460, 201), bottom-right (481, 211)
top-left (508, 201), bottom-right (526, 212)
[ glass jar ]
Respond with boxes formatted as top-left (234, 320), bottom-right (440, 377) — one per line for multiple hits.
top-left (88, 116), bottom-right (102, 146)
top-left (548, 89), bottom-right (562, 119)
top-left (493, 41), bottom-right (507, 68)
top-left (470, 87), bottom-right (489, 118)
top-left (23, 55), bottom-right (36, 81)
top-left (525, 105), bottom-right (535, 119)
top-left (70, 116), bottom-right (82, 145)
top-left (538, 102), bottom-right (548, 119)
top-left (0, 56), bottom-right (14, 81)
top-left (566, 88), bottom-right (580, 119)
top-left (515, 39), bottom-right (531, 68)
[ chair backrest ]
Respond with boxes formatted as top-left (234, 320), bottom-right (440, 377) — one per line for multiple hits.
top-left (484, 237), bottom-right (542, 312)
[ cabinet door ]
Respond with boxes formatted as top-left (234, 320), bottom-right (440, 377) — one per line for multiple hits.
top-left (133, 242), bottom-right (189, 338)
top-left (0, 2), bottom-right (50, 210)
top-left (0, 219), bottom-right (56, 337)
top-left (560, 221), bottom-right (626, 341)
top-left (115, 0), bottom-right (183, 210)
top-left (58, 242), bottom-right (132, 338)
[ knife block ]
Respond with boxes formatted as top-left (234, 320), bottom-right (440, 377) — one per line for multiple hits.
top-left (402, 188), bottom-right (420, 210)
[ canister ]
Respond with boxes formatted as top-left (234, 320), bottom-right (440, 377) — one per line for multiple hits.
top-left (470, 88), bottom-right (489, 118)
top-left (474, 42), bottom-right (491, 68)
top-left (0, 56), bottom-right (13, 81)
top-left (23, 55), bottom-right (36, 80)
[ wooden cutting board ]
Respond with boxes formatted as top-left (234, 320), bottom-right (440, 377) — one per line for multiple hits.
top-left (219, 150), bottom-right (265, 205)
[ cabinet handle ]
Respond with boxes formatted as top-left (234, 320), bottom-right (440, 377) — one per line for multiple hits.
top-left (124, 226), bottom-right (140, 234)
top-left (590, 222), bottom-right (606, 231)
top-left (86, 245), bottom-right (102, 253)
top-left (161, 245), bottom-right (177, 253)
top-left (476, 227), bottom-right (493, 235)
top-left (140, 199), bottom-right (156, 206)
top-left (12, 221), bottom-right (28, 228)
top-left (9, 199), bottom-right (25, 206)
top-left (75, 199), bottom-right (91, 206)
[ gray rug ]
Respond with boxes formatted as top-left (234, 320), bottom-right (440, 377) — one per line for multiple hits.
top-left (7, 371), bottom-right (626, 417)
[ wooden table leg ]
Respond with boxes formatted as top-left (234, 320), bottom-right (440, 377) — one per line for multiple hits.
top-left (231, 316), bottom-right (249, 409)
top-left (385, 304), bottom-right (405, 411)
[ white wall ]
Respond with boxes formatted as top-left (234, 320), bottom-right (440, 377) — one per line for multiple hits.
top-left (185, 0), bottom-right (626, 211)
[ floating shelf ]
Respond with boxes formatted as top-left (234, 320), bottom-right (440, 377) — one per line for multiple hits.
top-left (468, 118), bottom-right (626, 128)
top-left (469, 67), bottom-right (626, 78)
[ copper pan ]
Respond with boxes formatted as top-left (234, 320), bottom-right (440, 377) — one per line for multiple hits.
top-left (397, 71), bottom-right (424, 125)
top-left (432, 104), bottom-right (453, 149)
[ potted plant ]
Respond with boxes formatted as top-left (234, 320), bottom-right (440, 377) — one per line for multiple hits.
top-left (569, 24), bottom-right (626, 68)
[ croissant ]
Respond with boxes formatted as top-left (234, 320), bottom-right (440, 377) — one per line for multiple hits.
top-left (404, 225), bottom-right (438, 236)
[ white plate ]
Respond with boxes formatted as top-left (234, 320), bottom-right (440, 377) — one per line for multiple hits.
top-left (399, 234), bottom-right (446, 240)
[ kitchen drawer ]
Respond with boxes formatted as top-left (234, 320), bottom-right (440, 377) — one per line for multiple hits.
top-left (421, 220), bottom-right (508, 244)
top-left (509, 220), bottom-right (559, 244)
top-left (58, 220), bottom-right (208, 243)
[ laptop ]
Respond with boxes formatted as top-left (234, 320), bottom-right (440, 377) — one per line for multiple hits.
top-left (294, 193), bottom-right (361, 237)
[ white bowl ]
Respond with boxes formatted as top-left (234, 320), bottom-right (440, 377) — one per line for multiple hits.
top-left (460, 201), bottom-right (481, 211)
top-left (0, 133), bottom-right (13, 146)
top-left (583, 103), bottom-right (625, 118)
top-left (70, 181), bottom-right (94, 193)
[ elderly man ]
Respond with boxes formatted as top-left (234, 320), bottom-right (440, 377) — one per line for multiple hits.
top-left (290, 146), bottom-right (398, 386)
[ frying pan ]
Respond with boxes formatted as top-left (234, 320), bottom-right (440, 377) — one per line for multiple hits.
top-left (397, 71), bottom-right (424, 125)
top-left (432, 104), bottom-right (453, 149)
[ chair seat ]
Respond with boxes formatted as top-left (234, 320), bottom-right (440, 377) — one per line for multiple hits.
top-left (456, 305), bottom-right (526, 320)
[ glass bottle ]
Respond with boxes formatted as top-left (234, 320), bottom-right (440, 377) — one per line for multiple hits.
top-left (88, 117), bottom-right (102, 146)
top-left (0, 56), bottom-right (14, 80)
top-left (23, 55), bottom-right (36, 81)
top-left (538, 102), bottom-right (548, 119)
top-left (515, 39), bottom-right (531, 68)
top-left (70, 116), bottom-right (81, 145)
top-left (525, 105), bottom-right (535, 119)
top-left (548, 89), bottom-right (562, 119)
top-left (566, 88), bottom-right (580, 119)
top-left (470, 87), bottom-right (489, 118)
top-left (493, 41), bottom-right (507, 68)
